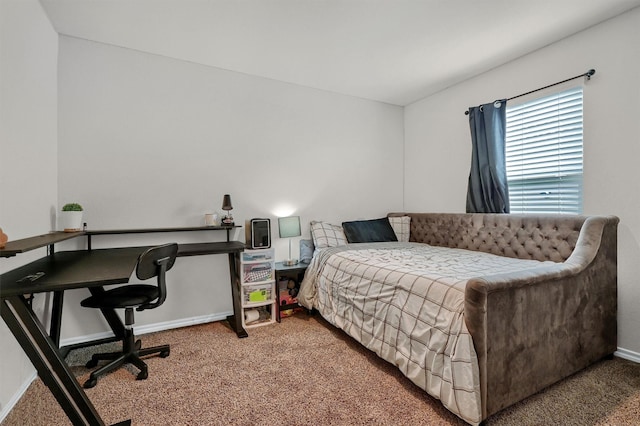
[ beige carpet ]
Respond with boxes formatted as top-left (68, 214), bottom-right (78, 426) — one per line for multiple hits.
top-left (2, 313), bottom-right (640, 426)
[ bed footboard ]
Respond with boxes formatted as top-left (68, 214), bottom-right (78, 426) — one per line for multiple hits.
top-left (464, 216), bottom-right (618, 420)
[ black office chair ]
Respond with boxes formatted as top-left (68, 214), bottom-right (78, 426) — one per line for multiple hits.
top-left (80, 243), bottom-right (179, 389)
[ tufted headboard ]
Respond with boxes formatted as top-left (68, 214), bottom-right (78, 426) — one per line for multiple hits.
top-left (387, 213), bottom-right (594, 263)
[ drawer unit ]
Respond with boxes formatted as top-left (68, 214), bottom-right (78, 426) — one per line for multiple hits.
top-left (239, 248), bottom-right (276, 329)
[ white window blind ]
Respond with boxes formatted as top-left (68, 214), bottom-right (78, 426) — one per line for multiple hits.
top-left (505, 87), bottom-right (583, 214)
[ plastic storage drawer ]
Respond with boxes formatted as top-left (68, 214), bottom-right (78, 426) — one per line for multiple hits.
top-left (243, 262), bottom-right (273, 283)
top-left (241, 248), bottom-right (274, 263)
top-left (243, 284), bottom-right (273, 303)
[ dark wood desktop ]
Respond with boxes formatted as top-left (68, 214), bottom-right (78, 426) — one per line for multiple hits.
top-left (0, 226), bottom-right (245, 426)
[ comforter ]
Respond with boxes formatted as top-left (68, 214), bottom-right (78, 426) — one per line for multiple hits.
top-left (298, 242), bottom-right (554, 425)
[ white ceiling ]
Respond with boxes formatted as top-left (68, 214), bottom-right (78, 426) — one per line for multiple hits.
top-left (39, 0), bottom-right (640, 106)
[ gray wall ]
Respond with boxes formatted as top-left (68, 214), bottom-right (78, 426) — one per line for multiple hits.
top-left (0, 0), bottom-right (58, 416)
top-left (54, 35), bottom-right (404, 341)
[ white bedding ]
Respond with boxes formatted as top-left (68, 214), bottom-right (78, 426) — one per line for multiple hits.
top-left (298, 242), bottom-right (550, 425)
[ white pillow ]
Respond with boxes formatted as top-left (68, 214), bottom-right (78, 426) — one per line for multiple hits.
top-left (310, 221), bottom-right (348, 249)
top-left (388, 216), bottom-right (411, 242)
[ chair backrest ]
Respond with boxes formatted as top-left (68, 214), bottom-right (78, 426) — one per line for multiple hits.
top-left (136, 243), bottom-right (179, 311)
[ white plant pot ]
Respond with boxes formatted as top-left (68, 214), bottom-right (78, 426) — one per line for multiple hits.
top-left (60, 211), bottom-right (83, 232)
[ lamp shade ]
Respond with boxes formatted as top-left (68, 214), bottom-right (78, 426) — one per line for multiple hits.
top-left (278, 216), bottom-right (301, 238)
top-left (221, 194), bottom-right (233, 211)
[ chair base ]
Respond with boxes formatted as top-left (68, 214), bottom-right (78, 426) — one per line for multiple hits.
top-left (83, 329), bottom-right (169, 389)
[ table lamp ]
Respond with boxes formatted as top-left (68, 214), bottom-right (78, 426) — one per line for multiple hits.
top-left (278, 216), bottom-right (301, 266)
top-left (221, 194), bottom-right (234, 225)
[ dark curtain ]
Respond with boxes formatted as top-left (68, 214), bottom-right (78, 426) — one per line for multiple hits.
top-left (466, 100), bottom-right (510, 213)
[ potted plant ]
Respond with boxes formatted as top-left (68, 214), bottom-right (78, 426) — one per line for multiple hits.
top-left (60, 203), bottom-right (84, 232)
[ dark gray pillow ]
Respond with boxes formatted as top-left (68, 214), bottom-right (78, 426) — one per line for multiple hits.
top-left (342, 218), bottom-right (398, 243)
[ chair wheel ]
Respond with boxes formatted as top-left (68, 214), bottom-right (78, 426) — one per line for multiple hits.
top-left (160, 349), bottom-right (170, 358)
top-left (85, 358), bottom-right (98, 368)
top-left (83, 378), bottom-right (97, 389)
top-left (136, 369), bottom-right (148, 380)
top-left (135, 339), bottom-right (142, 350)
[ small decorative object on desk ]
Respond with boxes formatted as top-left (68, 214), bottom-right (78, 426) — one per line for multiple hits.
top-left (221, 194), bottom-right (234, 226)
top-left (204, 213), bottom-right (219, 226)
top-left (60, 203), bottom-right (83, 232)
top-left (0, 227), bottom-right (8, 249)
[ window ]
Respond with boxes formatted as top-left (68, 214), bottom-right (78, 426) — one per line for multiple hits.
top-left (505, 87), bottom-right (583, 214)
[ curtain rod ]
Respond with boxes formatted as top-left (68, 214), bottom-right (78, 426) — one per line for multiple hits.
top-left (464, 69), bottom-right (595, 115)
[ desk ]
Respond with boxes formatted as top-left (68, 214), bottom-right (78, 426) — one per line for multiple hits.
top-left (1, 248), bottom-right (145, 426)
top-left (0, 226), bottom-right (247, 426)
top-left (84, 226), bottom-right (247, 337)
top-left (0, 227), bottom-right (248, 341)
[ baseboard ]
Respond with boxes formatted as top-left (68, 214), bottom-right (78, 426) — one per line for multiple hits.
top-left (59, 311), bottom-right (232, 347)
top-left (614, 347), bottom-right (640, 363)
top-left (0, 371), bottom-right (37, 424)
top-left (134, 311), bottom-right (233, 336)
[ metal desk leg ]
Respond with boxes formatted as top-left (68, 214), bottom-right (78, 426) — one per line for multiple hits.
top-left (1, 295), bottom-right (115, 426)
top-left (58, 287), bottom-right (125, 358)
top-left (90, 287), bottom-right (126, 340)
top-left (50, 290), bottom-right (64, 347)
top-left (225, 251), bottom-right (248, 338)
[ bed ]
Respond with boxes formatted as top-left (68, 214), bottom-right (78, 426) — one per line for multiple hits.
top-left (298, 213), bottom-right (618, 425)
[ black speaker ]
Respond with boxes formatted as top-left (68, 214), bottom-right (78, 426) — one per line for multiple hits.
top-left (246, 218), bottom-right (271, 249)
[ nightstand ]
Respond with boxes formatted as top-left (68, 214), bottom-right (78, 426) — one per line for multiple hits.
top-left (275, 261), bottom-right (309, 322)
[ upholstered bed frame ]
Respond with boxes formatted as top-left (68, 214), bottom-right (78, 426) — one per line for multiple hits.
top-left (387, 213), bottom-right (619, 421)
